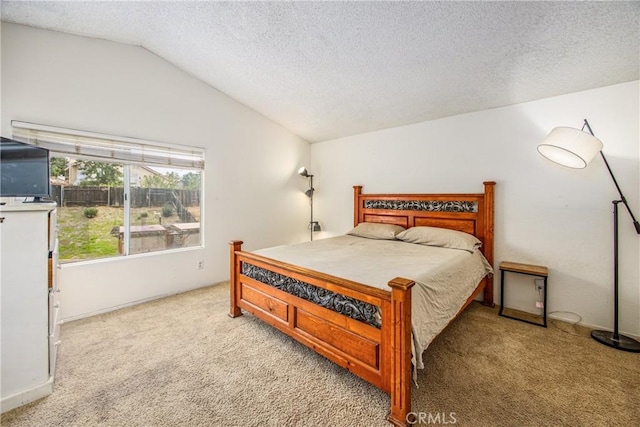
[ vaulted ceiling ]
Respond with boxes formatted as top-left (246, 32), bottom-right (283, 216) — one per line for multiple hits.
top-left (2, 1), bottom-right (638, 142)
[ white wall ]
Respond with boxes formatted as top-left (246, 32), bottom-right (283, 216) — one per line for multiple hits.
top-left (1, 23), bottom-right (311, 320)
top-left (2, 23), bottom-right (638, 336)
top-left (311, 81), bottom-right (640, 336)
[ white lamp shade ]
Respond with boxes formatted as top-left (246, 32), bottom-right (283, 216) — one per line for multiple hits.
top-left (537, 127), bottom-right (603, 169)
top-left (298, 166), bottom-right (310, 177)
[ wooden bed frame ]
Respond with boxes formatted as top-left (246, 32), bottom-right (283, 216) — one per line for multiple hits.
top-left (229, 182), bottom-right (495, 426)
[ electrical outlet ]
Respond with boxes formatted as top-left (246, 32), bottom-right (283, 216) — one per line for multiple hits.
top-left (197, 260), bottom-right (204, 270)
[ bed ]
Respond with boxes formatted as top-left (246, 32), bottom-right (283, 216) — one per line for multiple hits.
top-left (229, 182), bottom-right (495, 426)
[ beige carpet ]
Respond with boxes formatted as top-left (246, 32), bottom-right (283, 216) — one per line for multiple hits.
top-left (2, 282), bottom-right (638, 426)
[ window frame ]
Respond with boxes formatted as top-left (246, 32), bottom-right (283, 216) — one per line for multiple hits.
top-left (14, 122), bottom-right (205, 263)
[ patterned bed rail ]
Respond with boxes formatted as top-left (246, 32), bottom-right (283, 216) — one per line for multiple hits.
top-left (242, 263), bottom-right (382, 328)
top-left (364, 199), bottom-right (477, 213)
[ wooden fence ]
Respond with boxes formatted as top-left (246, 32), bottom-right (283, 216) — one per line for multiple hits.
top-left (51, 186), bottom-right (200, 208)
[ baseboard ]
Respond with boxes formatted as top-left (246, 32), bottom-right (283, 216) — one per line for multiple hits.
top-left (499, 303), bottom-right (640, 340)
top-left (0, 377), bottom-right (53, 414)
top-left (549, 313), bottom-right (640, 341)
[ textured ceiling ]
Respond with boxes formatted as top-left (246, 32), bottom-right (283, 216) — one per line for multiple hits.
top-left (1, 1), bottom-right (639, 143)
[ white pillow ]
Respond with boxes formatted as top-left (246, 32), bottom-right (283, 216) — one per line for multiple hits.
top-left (347, 222), bottom-right (406, 240)
top-left (396, 226), bottom-right (481, 253)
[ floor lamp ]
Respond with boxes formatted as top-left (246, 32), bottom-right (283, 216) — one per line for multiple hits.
top-left (298, 167), bottom-right (321, 241)
top-left (538, 119), bottom-right (640, 353)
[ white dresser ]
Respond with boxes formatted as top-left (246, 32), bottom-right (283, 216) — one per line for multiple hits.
top-left (0, 201), bottom-right (60, 413)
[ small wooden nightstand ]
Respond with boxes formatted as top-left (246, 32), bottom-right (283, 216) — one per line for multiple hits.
top-left (499, 261), bottom-right (548, 327)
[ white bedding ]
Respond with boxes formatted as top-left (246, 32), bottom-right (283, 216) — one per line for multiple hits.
top-left (253, 235), bottom-right (493, 371)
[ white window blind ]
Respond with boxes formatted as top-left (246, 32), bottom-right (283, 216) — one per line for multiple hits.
top-left (11, 121), bottom-right (204, 169)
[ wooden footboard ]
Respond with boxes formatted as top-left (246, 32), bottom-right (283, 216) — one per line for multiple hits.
top-left (229, 241), bottom-right (415, 425)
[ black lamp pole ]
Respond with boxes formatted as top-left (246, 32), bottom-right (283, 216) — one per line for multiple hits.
top-left (583, 120), bottom-right (640, 352)
top-left (309, 175), bottom-right (314, 241)
top-left (584, 120), bottom-right (640, 235)
top-left (298, 167), bottom-right (320, 241)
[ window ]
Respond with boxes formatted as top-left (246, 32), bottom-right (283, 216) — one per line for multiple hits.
top-left (13, 121), bottom-right (204, 263)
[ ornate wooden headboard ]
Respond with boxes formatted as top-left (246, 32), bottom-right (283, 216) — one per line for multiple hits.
top-left (353, 181), bottom-right (496, 269)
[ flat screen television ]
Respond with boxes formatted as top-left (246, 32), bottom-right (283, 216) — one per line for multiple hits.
top-left (0, 137), bottom-right (51, 200)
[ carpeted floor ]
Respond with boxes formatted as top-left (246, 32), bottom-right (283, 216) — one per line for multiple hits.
top-left (2, 282), bottom-right (638, 426)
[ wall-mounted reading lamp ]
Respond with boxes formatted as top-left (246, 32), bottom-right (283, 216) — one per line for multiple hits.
top-left (538, 119), bottom-right (640, 353)
top-left (298, 167), bottom-right (321, 240)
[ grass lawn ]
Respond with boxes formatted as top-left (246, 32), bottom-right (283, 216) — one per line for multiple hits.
top-left (57, 206), bottom-right (198, 262)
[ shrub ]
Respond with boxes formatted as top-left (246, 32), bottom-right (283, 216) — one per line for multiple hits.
top-left (83, 207), bottom-right (98, 218)
top-left (161, 205), bottom-right (174, 217)
top-left (138, 212), bottom-right (149, 220)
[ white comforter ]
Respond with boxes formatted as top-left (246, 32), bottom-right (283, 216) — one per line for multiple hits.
top-left (253, 235), bottom-right (493, 371)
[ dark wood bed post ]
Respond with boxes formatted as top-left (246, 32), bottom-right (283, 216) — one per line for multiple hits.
top-left (354, 185), bottom-right (363, 226)
top-left (229, 240), bottom-right (243, 318)
top-left (482, 181), bottom-right (496, 307)
top-left (387, 277), bottom-right (415, 427)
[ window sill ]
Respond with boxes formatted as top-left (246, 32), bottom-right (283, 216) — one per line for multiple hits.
top-left (58, 245), bottom-right (204, 269)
